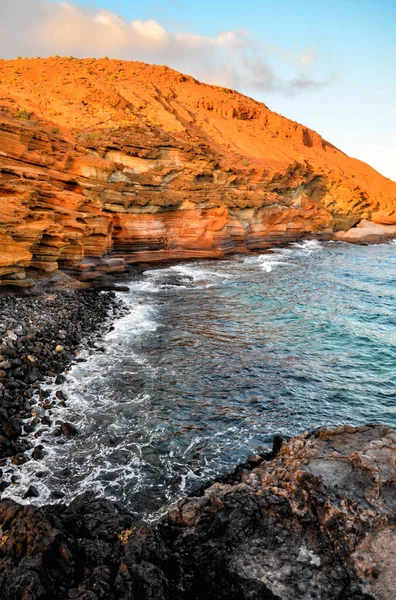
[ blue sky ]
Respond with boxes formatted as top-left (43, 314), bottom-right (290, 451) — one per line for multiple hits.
top-left (2, 0), bottom-right (395, 180)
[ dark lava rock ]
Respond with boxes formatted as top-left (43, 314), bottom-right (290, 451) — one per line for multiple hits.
top-left (2, 418), bottom-right (22, 440)
top-left (11, 452), bottom-right (29, 466)
top-left (0, 425), bottom-right (394, 600)
top-left (0, 481), bottom-right (11, 492)
top-left (51, 490), bottom-right (65, 499)
top-left (60, 422), bottom-right (78, 437)
top-left (0, 291), bottom-right (125, 459)
top-left (23, 485), bottom-right (39, 499)
top-left (32, 445), bottom-right (45, 460)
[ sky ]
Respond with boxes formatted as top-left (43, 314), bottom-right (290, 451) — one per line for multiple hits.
top-left (0, 0), bottom-right (395, 181)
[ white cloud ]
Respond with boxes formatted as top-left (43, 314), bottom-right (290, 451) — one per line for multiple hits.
top-left (0, 0), bottom-right (329, 95)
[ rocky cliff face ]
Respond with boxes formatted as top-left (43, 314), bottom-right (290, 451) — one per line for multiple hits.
top-left (0, 57), bottom-right (395, 288)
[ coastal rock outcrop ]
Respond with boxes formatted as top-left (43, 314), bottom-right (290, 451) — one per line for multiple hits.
top-left (0, 58), bottom-right (395, 288)
top-left (335, 219), bottom-right (396, 243)
top-left (0, 424), bottom-right (394, 599)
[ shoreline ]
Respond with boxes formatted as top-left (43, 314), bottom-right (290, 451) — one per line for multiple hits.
top-left (0, 246), bottom-right (395, 598)
top-left (1, 240), bottom-right (394, 504)
top-left (0, 424), bottom-right (394, 599)
top-left (0, 291), bottom-right (126, 497)
top-left (1, 231), bottom-right (395, 295)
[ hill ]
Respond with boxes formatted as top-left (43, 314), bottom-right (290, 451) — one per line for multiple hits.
top-left (0, 57), bottom-right (395, 288)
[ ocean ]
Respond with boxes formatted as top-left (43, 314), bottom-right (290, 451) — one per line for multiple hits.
top-left (4, 240), bottom-right (396, 518)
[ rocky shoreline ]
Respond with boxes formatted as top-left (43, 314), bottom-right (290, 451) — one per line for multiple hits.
top-left (0, 291), bottom-right (126, 493)
top-left (0, 289), bottom-right (394, 599)
top-left (0, 424), bottom-right (394, 600)
top-left (1, 231), bottom-right (396, 294)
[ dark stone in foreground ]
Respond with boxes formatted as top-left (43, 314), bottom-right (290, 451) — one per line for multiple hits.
top-left (0, 425), bottom-right (394, 599)
top-left (0, 291), bottom-right (125, 462)
top-left (60, 422), bottom-right (79, 437)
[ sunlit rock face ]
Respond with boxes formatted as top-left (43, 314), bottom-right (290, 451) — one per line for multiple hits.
top-left (335, 219), bottom-right (396, 243)
top-left (0, 58), bottom-right (395, 287)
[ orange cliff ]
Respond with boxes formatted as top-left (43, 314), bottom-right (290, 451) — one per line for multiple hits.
top-left (0, 57), bottom-right (395, 288)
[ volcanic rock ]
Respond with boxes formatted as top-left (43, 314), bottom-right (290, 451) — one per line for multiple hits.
top-left (0, 424), bottom-right (394, 599)
top-left (60, 422), bottom-right (78, 437)
top-left (23, 485), bottom-right (39, 499)
top-left (2, 418), bottom-right (22, 440)
top-left (0, 291), bottom-right (123, 460)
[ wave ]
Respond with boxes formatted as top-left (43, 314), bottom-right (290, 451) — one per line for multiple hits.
top-left (169, 264), bottom-right (232, 281)
top-left (143, 262), bottom-right (232, 289)
top-left (256, 255), bottom-right (289, 273)
top-left (291, 239), bottom-right (323, 252)
top-left (3, 240), bottom-right (395, 516)
top-left (1, 288), bottom-right (159, 506)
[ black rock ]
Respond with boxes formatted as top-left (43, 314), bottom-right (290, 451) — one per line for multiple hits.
top-left (61, 422), bottom-right (79, 437)
top-left (32, 445), bottom-right (45, 460)
top-left (0, 291), bottom-right (123, 461)
top-left (27, 368), bottom-right (42, 383)
top-left (51, 490), bottom-right (65, 499)
top-left (2, 418), bottom-right (22, 440)
top-left (23, 485), bottom-right (40, 499)
top-left (11, 452), bottom-right (29, 466)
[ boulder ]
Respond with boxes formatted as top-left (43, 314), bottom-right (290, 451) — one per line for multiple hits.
top-left (335, 219), bottom-right (396, 243)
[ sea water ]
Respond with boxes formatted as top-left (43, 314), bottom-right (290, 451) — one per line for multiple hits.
top-left (3, 240), bottom-right (396, 518)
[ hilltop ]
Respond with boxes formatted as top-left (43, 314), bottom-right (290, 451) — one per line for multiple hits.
top-left (0, 57), bottom-right (395, 288)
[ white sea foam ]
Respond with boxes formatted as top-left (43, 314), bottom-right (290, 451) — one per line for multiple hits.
top-left (125, 279), bottom-right (162, 294)
top-left (169, 264), bottom-right (231, 280)
top-left (3, 240), bottom-right (393, 516)
top-left (1, 288), bottom-right (160, 506)
top-left (292, 239), bottom-right (323, 252)
top-left (143, 262), bottom-right (232, 289)
top-left (256, 255), bottom-right (289, 272)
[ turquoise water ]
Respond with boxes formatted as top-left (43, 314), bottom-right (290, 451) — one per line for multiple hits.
top-left (4, 240), bottom-right (396, 515)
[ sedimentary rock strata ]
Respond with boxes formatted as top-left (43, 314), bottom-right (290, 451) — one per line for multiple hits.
top-left (0, 58), bottom-right (395, 288)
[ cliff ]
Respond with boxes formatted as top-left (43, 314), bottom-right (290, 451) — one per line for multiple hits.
top-left (0, 57), bottom-right (395, 288)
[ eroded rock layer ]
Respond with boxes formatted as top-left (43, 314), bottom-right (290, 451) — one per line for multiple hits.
top-left (0, 425), bottom-right (394, 599)
top-left (0, 58), bottom-right (395, 287)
